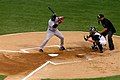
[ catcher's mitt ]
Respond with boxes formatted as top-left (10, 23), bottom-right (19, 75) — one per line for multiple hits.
top-left (84, 35), bottom-right (89, 41)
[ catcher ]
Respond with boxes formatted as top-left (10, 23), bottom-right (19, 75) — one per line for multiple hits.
top-left (84, 27), bottom-right (107, 53)
top-left (39, 14), bottom-right (65, 52)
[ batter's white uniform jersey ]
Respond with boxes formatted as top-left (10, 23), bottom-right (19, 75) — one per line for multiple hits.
top-left (40, 17), bottom-right (64, 49)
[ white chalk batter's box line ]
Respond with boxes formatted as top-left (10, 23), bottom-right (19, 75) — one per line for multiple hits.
top-left (0, 45), bottom-right (60, 53)
top-left (22, 60), bottom-right (83, 80)
top-left (22, 55), bottom-right (93, 80)
top-left (21, 45), bottom-right (92, 80)
top-left (0, 44), bottom-right (92, 80)
top-left (20, 45), bottom-right (60, 53)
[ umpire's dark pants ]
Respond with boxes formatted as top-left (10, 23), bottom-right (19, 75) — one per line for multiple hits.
top-left (102, 31), bottom-right (114, 50)
top-left (108, 31), bottom-right (114, 50)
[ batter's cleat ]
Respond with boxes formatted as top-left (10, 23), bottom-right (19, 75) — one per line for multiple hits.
top-left (39, 49), bottom-right (44, 52)
top-left (59, 46), bottom-right (66, 50)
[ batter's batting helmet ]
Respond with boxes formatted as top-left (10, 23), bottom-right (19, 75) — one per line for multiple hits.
top-left (51, 14), bottom-right (56, 21)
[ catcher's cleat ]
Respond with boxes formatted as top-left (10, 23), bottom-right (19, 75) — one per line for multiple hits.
top-left (59, 46), bottom-right (65, 50)
top-left (100, 50), bottom-right (103, 53)
top-left (39, 49), bottom-right (44, 52)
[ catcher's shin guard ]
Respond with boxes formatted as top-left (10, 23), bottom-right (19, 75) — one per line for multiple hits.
top-left (97, 42), bottom-right (103, 53)
top-left (91, 42), bottom-right (98, 50)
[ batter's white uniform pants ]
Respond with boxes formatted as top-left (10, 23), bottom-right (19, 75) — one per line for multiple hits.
top-left (40, 29), bottom-right (64, 49)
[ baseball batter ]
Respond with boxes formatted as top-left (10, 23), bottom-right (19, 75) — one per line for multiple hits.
top-left (39, 14), bottom-right (65, 52)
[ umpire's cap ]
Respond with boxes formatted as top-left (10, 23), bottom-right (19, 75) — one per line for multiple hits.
top-left (97, 14), bottom-right (104, 19)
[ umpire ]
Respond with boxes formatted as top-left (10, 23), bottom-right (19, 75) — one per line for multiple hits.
top-left (97, 14), bottom-right (116, 50)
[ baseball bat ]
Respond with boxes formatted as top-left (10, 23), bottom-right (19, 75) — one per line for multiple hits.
top-left (48, 6), bottom-right (56, 14)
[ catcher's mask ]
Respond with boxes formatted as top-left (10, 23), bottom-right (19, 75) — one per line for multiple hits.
top-left (89, 27), bottom-right (97, 35)
top-left (51, 14), bottom-right (56, 21)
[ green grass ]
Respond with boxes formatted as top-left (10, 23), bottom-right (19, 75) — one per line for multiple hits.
top-left (0, 0), bottom-right (120, 80)
top-left (43, 75), bottom-right (120, 80)
top-left (0, 0), bottom-right (120, 35)
top-left (0, 75), bottom-right (7, 80)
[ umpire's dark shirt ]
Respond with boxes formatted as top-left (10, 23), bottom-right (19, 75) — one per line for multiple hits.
top-left (101, 18), bottom-right (116, 33)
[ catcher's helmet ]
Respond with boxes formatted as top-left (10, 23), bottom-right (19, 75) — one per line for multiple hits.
top-left (89, 27), bottom-right (97, 32)
top-left (89, 27), bottom-right (97, 35)
top-left (97, 14), bottom-right (104, 19)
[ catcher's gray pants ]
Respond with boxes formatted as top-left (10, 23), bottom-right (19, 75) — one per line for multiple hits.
top-left (40, 29), bottom-right (64, 49)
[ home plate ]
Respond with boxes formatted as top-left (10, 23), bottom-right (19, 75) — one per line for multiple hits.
top-left (48, 53), bottom-right (59, 57)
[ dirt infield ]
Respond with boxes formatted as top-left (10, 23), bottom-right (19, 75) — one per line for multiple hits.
top-left (0, 31), bottom-right (120, 80)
